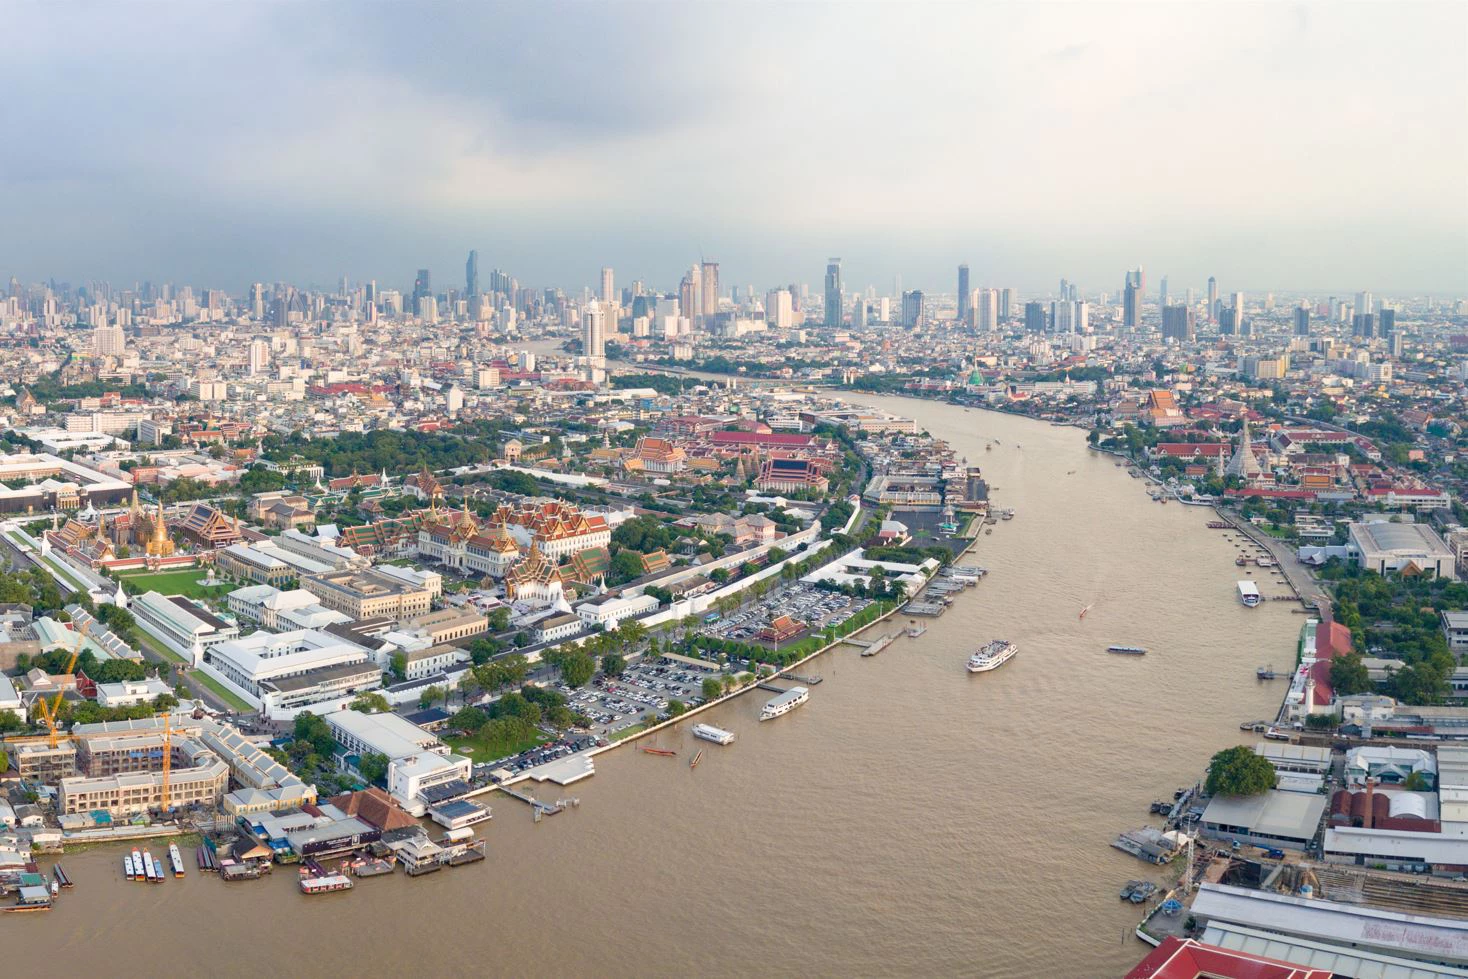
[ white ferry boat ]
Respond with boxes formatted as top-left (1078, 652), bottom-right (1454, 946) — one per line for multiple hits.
top-left (759, 686), bottom-right (809, 721)
top-left (1237, 580), bottom-right (1261, 608)
top-left (967, 640), bottom-right (1018, 673)
top-left (692, 723), bottom-right (736, 745)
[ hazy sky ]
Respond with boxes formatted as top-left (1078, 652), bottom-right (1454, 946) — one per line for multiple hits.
top-left (3, 1), bottom-right (1465, 296)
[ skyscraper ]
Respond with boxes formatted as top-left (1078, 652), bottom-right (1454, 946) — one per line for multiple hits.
top-left (901, 290), bottom-right (924, 329)
top-left (412, 268), bottom-right (431, 307)
top-left (1023, 301), bottom-right (1047, 334)
top-left (249, 282), bottom-right (265, 320)
top-left (957, 265), bottom-right (971, 325)
top-left (999, 288), bottom-right (1013, 323)
top-left (1123, 281), bottom-right (1140, 329)
top-left (1352, 313), bottom-right (1375, 338)
top-left (1158, 275), bottom-right (1168, 310)
top-left (765, 289), bottom-right (794, 329)
top-left (1207, 276), bottom-right (1219, 322)
top-left (600, 267), bottom-right (615, 303)
top-left (700, 262), bottom-right (719, 318)
top-left (974, 288), bottom-right (998, 332)
top-left (1293, 305), bottom-right (1311, 337)
top-left (465, 251), bottom-right (479, 298)
top-left (1219, 306), bottom-right (1237, 335)
top-left (583, 301), bottom-right (607, 364)
top-left (678, 269), bottom-right (698, 327)
top-left (1161, 305), bottom-right (1195, 343)
top-left (1355, 291), bottom-right (1374, 316)
top-left (1377, 307), bottom-right (1396, 340)
top-left (1231, 292), bottom-right (1244, 322)
top-left (824, 259), bottom-right (843, 328)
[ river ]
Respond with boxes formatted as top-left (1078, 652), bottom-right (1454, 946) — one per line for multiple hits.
top-left (14, 393), bottom-right (1296, 977)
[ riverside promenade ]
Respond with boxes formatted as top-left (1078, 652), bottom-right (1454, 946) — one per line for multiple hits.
top-left (1216, 510), bottom-right (1333, 622)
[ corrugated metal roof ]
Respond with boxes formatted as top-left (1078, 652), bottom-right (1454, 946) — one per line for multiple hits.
top-left (1204, 922), bottom-right (1468, 978)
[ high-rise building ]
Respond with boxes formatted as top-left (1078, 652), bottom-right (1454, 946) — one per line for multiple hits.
top-left (678, 270), bottom-right (698, 328)
top-left (1161, 305), bottom-right (1195, 343)
top-left (412, 268), bottom-right (431, 307)
top-left (600, 267), bottom-right (615, 304)
top-left (999, 288), bottom-right (1013, 323)
top-left (1293, 305), bottom-right (1311, 337)
top-left (465, 251), bottom-right (479, 298)
top-left (249, 282), bottom-right (265, 320)
top-left (583, 301), bottom-right (607, 364)
top-left (900, 290), bottom-right (924, 329)
top-left (1219, 306), bottom-right (1238, 335)
top-left (1352, 313), bottom-right (1375, 338)
top-left (974, 288), bottom-right (998, 332)
top-left (1355, 291), bottom-right (1374, 316)
top-left (824, 259), bottom-right (843, 328)
top-left (1158, 275), bottom-right (1168, 310)
top-left (1377, 307), bottom-right (1396, 339)
top-left (700, 262), bottom-right (719, 319)
top-left (1123, 281), bottom-right (1140, 329)
top-left (247, 339), bottom-right (270, 376)
top-left (765, 289), bottom-right (794, 330)
top-left (1052, 300), bottom-right (1090, 334)
top-left (1231, 292), bottom-right (1244, 322)
top-left (93, 322), bottom-right (125, 356)
top-left (957, 265), bottom-right (971, 324)
top-left (1023, 301), bottom-right (1047, 334)
top-left (1207, 276), bottom-right (1219, 322)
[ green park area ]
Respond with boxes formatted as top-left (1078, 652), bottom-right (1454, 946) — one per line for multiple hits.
top-left (444, 727), bottom-right (549, 764)
top-left (117, 568), bottom-right (233, 601)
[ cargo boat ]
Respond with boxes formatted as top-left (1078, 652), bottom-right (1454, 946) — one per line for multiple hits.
top-left (300, 873), bottom-right (354, 895)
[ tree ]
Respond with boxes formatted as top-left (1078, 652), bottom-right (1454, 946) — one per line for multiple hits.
top-left (357, 751), bottom-right (390, 785)
top-left (293, 712), bottom-right (337, 756)
top-left (389, 652), bottom-right (407, 680)
top-left (1404, 770), bottom-right (1430, 791)
top-left (560, 651), bottom-right (596, 688)
top-left (488, 607), bottom-right (512, 632)
top-left (1329, 654), bottom-right (1372, 697)
top-left (1205, 745), bottom-right (1277, 797)
top-left (452, 706), bottom-right (489, 732)
top-left (701, 677), bottom-right (723, 701)
top-left (513, 631), bottom-right (531, 648)
top-left (609, 549), bottom-right (646, 584)
top-left (500, 653), bottom-right (530, 687)
top-left (350, 692), bottom-right (391, 713)
top-left (0, 711), bottom-right (23, 735)
top-left (419, 685), bottom-right (447, 709)
top-left (666, 699), bottom-right (687, 717)
top-left (601, 653), bottom-right (626, 678)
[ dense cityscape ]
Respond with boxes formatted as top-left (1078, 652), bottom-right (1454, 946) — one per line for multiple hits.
top-left (5, 2), bottom-right (1467, 976)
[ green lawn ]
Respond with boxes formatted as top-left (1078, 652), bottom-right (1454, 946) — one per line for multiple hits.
top-left (186, 670), bottom-right (252, 712)
top-left (118, 568), bottom-right (234, 601)
top-left (444, 728), bottom-right (549, 762)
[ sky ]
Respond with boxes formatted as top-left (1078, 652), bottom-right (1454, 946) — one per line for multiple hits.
top-left (2, 1), bottom-right (1465, 297)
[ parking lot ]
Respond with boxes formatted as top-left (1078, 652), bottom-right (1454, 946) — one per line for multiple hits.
top-left (700, 582), bottom-right (874, 647)
top-left (561, 659), bottom-right (714, 737)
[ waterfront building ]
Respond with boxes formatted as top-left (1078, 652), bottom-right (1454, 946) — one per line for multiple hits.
top-left (1198, 790), bottom-right (1328, 851)
top-left (1347, 521), bottom-right (1456, 579)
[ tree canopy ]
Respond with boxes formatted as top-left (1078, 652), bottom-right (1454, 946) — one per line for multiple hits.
top-left (1205, 745), bottom-right (1277, 797)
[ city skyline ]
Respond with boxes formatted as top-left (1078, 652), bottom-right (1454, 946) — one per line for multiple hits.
top-left (2, 2), bottom-right (1465, 294)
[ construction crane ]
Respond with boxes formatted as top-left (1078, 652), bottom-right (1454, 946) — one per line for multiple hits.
top-left (158, 711), bottom-right (177, 811)
top-left (36, 622), bottom-right (89, 748)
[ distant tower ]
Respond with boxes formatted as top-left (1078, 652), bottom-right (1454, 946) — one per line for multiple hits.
top-left (957, 265), bottom-right (971, 325)
top-left (700, 262), bottom-right (719, 319)
top-left (824, 258), bottom-right (843, 328)
top-left (600, 267), bottom-right (615, 304)
top-left (974, 288), bottom-right (998, 332)
top-left (1293, 305), bottom-right (1311, 337)
top-left (583, 301), bottom-right (607, 365)
top-left (1207, 276), bottom-right (1219, 323)
top-left (465, 250), bottom-right (480, 298)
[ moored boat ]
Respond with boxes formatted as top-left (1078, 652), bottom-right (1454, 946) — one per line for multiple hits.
top-left (1237, 580), bottom-right (1261, 608)
top-left (692, 723), bottom-right (735, 745)
top-left (300, 873), bottom-right (354, 895)
top-left (967, 640), bottom-right (1017, 673)
top-left (1107, 645), bottom-right (1147, 655)
top-left (641, 746), bottom-right (677, 757)
top-left (759, 686), bottom-right (809, 721)
top-left (169, 843), bottom-right (185, 878)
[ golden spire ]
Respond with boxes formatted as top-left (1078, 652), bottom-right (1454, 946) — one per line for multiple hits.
top-left (153, 501), bottom-right (167, 544)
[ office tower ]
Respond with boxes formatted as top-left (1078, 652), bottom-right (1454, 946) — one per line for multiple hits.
top-left (1230, 292), bottom-right (1244, 323)
top-left (1293, 305), bottom-right (1311, 337)
top-left (678, 270), bottom-right (698, 327)
top-left (765, 289), bottom-right (794, 329)
top-left (247, 339), bottom-right (270, 376)
top-left (600, 266), bottom-right (615, 303)
top-left (1158, 276), bottom-right (1168, 310)
top-left (1352, 313), bottom-right (1375, 338)
top-left (1207, 276), bottom-right (1218, 322)
top-left (700, 262), bottom-right (719, 318)
top-left (1355, 291), bottom-right (1373, 316)
top-left (1023, 301), bottom-right (1047, 334)
top-left (364, 280), bottom-right (377, 305)
top-left (249, 283), bottom-right (265, 320)
top-left (1237, 316), bottom-right (1254, 338)
top-left (1123, 281), bottom-right (1140, 329)
top-left (412, 268), bottom-right (431, 307)
top-left (824, 258), bottom-right (843, 327)
top-left (957, 265), bottom-right (971, 324)
top-left (852, 298), bottom-right (867, 328)
top-left (1377, 307), bottom-right (1396, 339)
top-left (974, 288), bottom-right (998, 332)
top-left (901, 290), bottom-right (924, 329)
top-left (465, 251), bottom-right (479, 298)
top-left (1161, 305), bottom-right (1196, 343)
top-left (583, 301), bottom-right (607, 363)
top-left (999, 288), bottom-right (1013, 323)
top-left (1053, 300), bottom-right (1090, 334)
top-left (1388, 332), bottom-right (1403, 357)
top-left (1219, 306), bottom-right (1238, 335)
top-left (1059, 277), bottom-right (1069, 299)
top-left (416, 294), bottom-right (437, 324)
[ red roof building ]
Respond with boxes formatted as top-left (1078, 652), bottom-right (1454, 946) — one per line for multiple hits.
top-left (1125, 937), bottom-right (1333, 979)
top-left (1315, 621), bottom-right (1352, 661)
top-left (708, 430), bottom-right (813, 449)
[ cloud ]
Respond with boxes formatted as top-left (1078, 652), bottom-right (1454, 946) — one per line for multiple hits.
top-left (0, 1), bottom-right (1463, 295)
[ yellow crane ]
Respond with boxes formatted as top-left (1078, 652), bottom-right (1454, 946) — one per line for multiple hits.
top-left (158, 711), bottom-right (177, 811)
top-left (36, 622), bottom-right (89, 748)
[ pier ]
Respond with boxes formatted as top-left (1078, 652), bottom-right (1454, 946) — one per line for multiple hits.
top-left (499, 784), bottom-right (580, 819)
top-left (904, 601), bottom-right (947, 617)
top-left (847, 634), bottom-right (895, 657)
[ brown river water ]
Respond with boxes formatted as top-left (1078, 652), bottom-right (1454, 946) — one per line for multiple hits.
top-left (11, 393), bottom-right (1296, 978)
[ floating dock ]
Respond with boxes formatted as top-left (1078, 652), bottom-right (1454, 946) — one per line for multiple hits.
top-left (905, 602), bottom-right (946, 617)
top-left (859, 635), bottom-right (895, 658)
